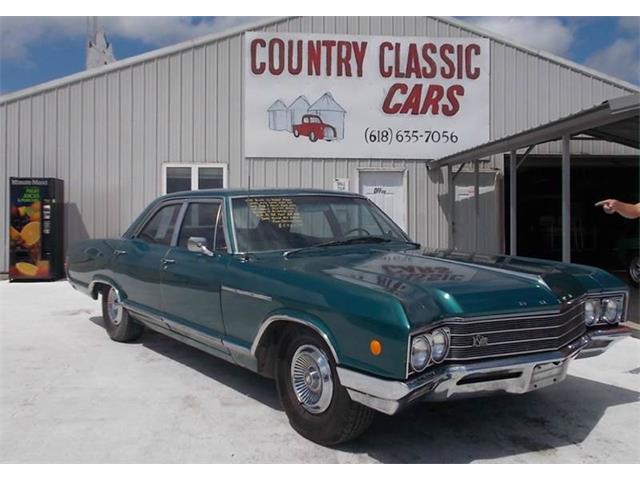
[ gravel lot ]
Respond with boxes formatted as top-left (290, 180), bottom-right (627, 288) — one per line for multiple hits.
top-left (1, 280), bottom-right (639, 463)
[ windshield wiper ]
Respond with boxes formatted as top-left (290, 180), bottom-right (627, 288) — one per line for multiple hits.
top-left (283, 236), bottom-right (391, 258)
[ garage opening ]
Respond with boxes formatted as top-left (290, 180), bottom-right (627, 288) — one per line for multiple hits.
top-left (504, 154), bottom-right (639, 279)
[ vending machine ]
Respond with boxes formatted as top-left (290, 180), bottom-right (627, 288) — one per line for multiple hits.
top-left (9, 178), bottom-right (64, 281)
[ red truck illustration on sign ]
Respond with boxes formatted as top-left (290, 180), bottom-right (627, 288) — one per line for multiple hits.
top-left (293, 114), bottom-right (337, 142)
top-left (267, 92), bottom-right (346, 142)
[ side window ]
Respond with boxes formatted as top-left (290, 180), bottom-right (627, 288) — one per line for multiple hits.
top-left (177, 202), bottom-right (220, 250)
top-left (138, 204), bottom-right (181, 245)
top-left (214, 210), bottom-right (227, 251)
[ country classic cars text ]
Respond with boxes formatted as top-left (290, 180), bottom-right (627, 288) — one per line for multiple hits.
top-left (249, 37), bottom-right (483, 117)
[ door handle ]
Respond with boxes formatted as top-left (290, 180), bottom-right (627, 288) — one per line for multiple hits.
top-left (113, 250), bottom-right (127, 256)
top-left (161, 258), bottom-right (175, 265)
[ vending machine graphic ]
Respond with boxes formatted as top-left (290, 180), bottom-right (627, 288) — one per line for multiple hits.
top-left (9, 178), bottom-right (64, 281)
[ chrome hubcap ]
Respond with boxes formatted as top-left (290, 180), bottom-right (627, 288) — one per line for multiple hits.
top-left (290, 344), bottom-right (333, 414)
top-left (107, 288), bottom-right (123, 326)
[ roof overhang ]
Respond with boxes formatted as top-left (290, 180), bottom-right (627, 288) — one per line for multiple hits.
top-left (429, 93), bottom-right (640, 170)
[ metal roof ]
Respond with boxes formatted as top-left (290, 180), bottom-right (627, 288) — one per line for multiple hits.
top-left (429, 93), bottom-right (640, 169)
top-left (1, 16), bottom-right (638, 105)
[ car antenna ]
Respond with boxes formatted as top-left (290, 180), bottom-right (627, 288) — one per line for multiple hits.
top-left (244, 158), bottom-right (252, 261)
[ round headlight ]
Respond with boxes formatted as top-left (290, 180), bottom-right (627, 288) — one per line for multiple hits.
top-left (410, 335), bottom-right (431, 372)
top-left (602, 298), bottom-right (621, 324)
top-left (430, 328), bottom-right (450, 363)
top-left (584, 300), bottom-right (599, 326)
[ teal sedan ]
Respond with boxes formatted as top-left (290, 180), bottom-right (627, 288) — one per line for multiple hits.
top-left (66, 189), bottom-right (631, 445)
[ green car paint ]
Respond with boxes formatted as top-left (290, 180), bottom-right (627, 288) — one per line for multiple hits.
top-left (67, 189), bottom-right (630, 381)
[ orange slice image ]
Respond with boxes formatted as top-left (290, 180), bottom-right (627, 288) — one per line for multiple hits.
top-left (20, 221), bottom-right (41, 247)
top-left (16, 262), bottom-right (38, 277)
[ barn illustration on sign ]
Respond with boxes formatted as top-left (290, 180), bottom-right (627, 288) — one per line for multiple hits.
top-left (267, 92), bottom-right (346, 142)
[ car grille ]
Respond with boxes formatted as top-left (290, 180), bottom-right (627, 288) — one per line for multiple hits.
top-left (446, 302), bottom-right (586, 361)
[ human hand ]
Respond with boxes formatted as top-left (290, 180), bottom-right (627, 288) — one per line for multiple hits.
top-left (595, 199), bottom-right (619, 214)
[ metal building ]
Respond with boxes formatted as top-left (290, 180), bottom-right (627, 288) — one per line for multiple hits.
top-left (1, 16), bottom-right (638, 273)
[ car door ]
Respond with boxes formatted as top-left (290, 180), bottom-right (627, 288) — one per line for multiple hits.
top-left (160, 199), bottom-right (228, 339)
top-left (111, 200), bottom-right (184, 317)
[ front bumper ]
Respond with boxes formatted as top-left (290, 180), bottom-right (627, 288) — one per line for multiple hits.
top-left (336, 325), bottom-right (631, 415)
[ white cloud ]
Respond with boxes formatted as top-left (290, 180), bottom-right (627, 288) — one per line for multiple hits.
top-left (585, 38), bottom-right (640, 85)
top-left (0, 16), bottom-right (266, 62)
top-left (463, 17), bottom-right (575, 56)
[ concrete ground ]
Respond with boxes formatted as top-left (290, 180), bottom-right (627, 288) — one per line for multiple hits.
top-left (1, 280), bottom-right (639, 463)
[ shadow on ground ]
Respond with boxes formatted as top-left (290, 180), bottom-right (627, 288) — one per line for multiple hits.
top-left (89, 315), bottom-right (639, 463)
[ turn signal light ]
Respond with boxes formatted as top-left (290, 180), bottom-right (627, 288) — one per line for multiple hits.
top-left (370, 339), bottom-right (382, 356)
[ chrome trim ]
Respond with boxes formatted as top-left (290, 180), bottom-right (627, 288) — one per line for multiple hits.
top-left (221, 285), bottom-right (272, 302)
top-left (405, 290), bottom-right (628, 373)
top-left (88, 278), bottom-right (122, 300)
top-left (451, 319), bottom-right (585, 347)
top-left (123, 302), bottom-right (227, 352)
top-left (251, 315), bottom-right (339, 363)
top-left (340, 325), bottom-right (631, 415)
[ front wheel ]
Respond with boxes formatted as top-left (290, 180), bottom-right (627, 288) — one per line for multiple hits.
top-left (101, 286), bottom-right (143, 342)
top-left (275, 329), bottom-right (374, 445)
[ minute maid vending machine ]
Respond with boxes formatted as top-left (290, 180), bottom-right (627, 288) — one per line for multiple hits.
top-left (9, 178), bottom-right (64, 281)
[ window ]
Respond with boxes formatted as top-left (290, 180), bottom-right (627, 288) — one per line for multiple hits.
top-left (177, 202), bottom-right (228, 252)
top-left (163, 164), bottom-right (227, 194)
top-left (231, 195), bottom-right (407, 252)
top-left (138, 203), bottom-right (181, 245)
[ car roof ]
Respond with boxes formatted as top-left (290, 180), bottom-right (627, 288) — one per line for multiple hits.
top-left (161, 188), bottom-right (363, 200)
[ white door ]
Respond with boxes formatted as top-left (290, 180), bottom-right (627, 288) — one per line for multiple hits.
top-left (358, 170), bottom-right (407, 232)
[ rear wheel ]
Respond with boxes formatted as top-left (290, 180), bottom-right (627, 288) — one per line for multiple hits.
top-left (309, 131), bottom-right (318, 142)
top-left (101, 286), bottom-right (143, 342)
top-left (275, 328), bottom-right (374, 445)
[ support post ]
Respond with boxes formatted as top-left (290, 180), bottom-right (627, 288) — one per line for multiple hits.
top-left (509, 150), bottom-right (517, 256)
top-left (562, 135), bottom-right (571, 263)
top-left (448, 165), bottom-right (454, 249)
top-left (474, 160), bottom-right (480, 252)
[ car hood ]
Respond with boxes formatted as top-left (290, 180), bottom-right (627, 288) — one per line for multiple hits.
top-left (276, 247), bottom-right (621, 328)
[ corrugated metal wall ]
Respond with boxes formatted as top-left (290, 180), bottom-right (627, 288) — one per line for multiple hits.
top-left (1, 16), bottom-right (638, 272)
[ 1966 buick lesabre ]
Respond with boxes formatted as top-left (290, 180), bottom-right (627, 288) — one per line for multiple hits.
top-left (66, 189), bottom-right (631, 445)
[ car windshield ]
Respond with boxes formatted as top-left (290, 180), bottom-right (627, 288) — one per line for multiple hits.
top-left (231, 195), bottom-right (409, 253)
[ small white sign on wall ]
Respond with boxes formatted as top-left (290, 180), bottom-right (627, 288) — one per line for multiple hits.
top-left (333, 178), bottom-right (350, 192)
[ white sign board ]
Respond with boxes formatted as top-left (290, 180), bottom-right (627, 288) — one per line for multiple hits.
top-left (244, 32), bottom-right (489, 159)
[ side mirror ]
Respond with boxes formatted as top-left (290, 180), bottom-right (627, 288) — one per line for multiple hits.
top-left (187, 236), bottom-right (215, 257)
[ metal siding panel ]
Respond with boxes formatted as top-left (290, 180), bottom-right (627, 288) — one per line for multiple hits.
top-left (205, 45), bottom-right (218, 163)
top-left (81, 81), bottom-right (95, 238)
top-left (217, 40), bottom-right (231, 180)
top-left (157, 57), bottom-right (170, 169)
top-left (31, 94), bottom-right (44, 177)
top-left (107, 73), bottom-right (121, 238)
top-left (18, 99), bottom-right (31, 176)
top-left (0, 105), bottom-right (6, 271)
top-left (67, 83), bottom-right (83, 245)
top-left (94, 75), bottom-right (108, 238)
top-left (229, 36), bottom-right (243, 185)
top-left (168, 54), bottom-right (182, 163)
top-left (43, 91), bottom-right (57, 177)
top-left (193, 48), bottom-right (206, 165)
top-left (132, 65), bottom-right (145, 215)
top-left (144, 61), bottom-right (158, 204)
top-left (119, 69), bottom-right (133, 233)
top-left (56, 88), bottom-right (70, 189)
top-left (181, 50), bottom-right (194, 164)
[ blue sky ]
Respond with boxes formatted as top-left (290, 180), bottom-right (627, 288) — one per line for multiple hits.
top-left (0, 16), bottom-right (638, 95)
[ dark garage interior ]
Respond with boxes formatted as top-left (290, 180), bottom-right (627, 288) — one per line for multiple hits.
top-left (505, 154), bottom-right (639, 284)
